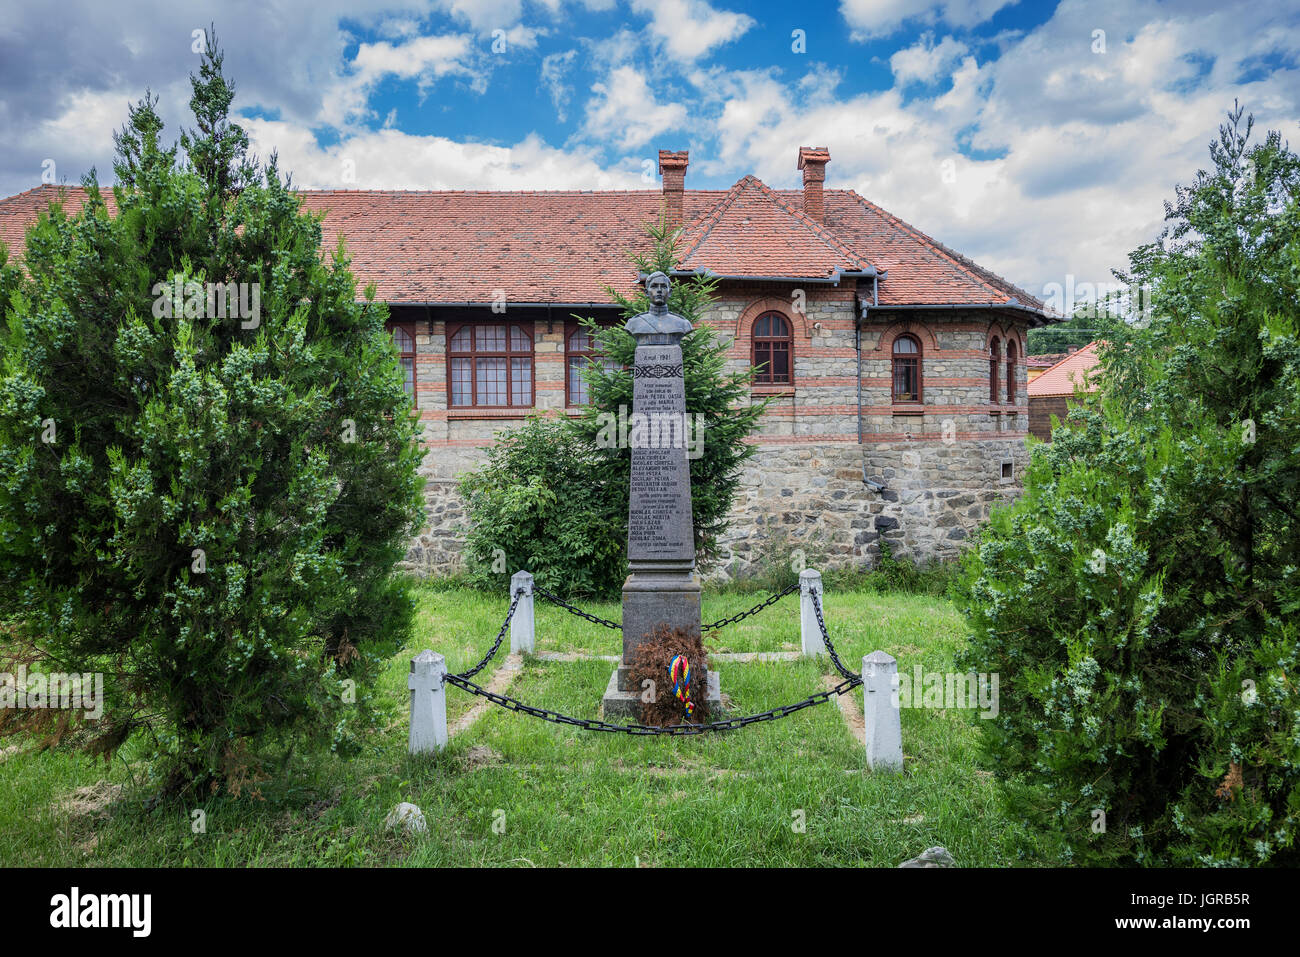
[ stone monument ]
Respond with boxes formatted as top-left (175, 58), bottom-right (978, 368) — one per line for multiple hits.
top-left (602, 272), bottom-right (722, 719)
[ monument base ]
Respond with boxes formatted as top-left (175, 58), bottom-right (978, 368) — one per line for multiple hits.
top-left (601, 668), bottom-right (722, 722)
top-left (603, 569), bottom-right (720, 722)
top-left (621, 570), bottom-right (702, 650)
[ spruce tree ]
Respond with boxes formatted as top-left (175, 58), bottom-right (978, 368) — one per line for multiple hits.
top-left (461, 219), bottom-right (767, 596)
top-left (572, 217), bottom-right (769, 568)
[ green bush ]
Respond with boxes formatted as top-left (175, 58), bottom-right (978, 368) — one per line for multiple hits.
top-left (0, 39), bottom-right (424, 794)
top-left (958, 106), bottom-right (1300, 866)
top-left (459, 416), bottom-right (624, 597)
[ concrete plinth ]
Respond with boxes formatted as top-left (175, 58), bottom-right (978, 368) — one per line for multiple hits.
top-left (620, 570), bottom-right (702, 658)
top-left (601, 669), bottom-right (721, 721)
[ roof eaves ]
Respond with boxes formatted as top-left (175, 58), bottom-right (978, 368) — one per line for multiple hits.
top-left (844, 190), bottom-right (1051, 315)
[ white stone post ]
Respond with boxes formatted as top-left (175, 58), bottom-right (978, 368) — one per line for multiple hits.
top-left (510, 570), bottom-right (535, 654)
top-left (409, 650), bottom-right (448, 755)
top-left (800, 568), bottom-right (826, 656)
top-left (862, 651), bottom-right (903, 772)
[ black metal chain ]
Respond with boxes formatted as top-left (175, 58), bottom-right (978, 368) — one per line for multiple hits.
top-left (443, 671), bottom-right (861, 736)
top-left (809, 589), bottom-right (861, 682)
top-left (531, 584), bottom-right (622, 630)
top-left (450, 588), bottom-right (525, 680)
top-left (531, 580), bottom-right (799, 633)
top-left (703, 581), bottom-right (799, 631)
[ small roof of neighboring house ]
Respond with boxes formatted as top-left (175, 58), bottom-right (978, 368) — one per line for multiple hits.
top-left (1028, 342), bottom-right (1102, 397)
top-left (0, 178), bottom-right (1051, 317)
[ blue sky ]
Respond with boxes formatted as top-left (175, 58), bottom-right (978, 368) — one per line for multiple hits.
top-left (2, 0), bottom-right (1299, 298)
top-left (325, 0), bottom-right (1058, 174)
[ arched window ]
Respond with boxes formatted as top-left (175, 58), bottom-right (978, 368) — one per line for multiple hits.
top-left (447, 322), bottom-right (533, 407)
top-left (389, 322), bottom-right (416, 400)
top-left (892, 334), bottom-right (921, 403)
top-left (751, 312), bottom-right (792, 384)
top-left (989, 337), bottom-right (1001, 403)
top-left (1006, 338), bottom-right (1017, 404)
top-left (565, 322), bottom-right (617, 406)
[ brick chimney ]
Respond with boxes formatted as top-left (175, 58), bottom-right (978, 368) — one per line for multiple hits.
top-left (658, 150), bottom-right (689, 228)
top-left (797, 146), bottom-right (830, 223)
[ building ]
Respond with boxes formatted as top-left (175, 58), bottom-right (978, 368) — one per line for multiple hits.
top-left (1027, 342), bottom-right (1101, 441)
top-left (0, 147), bottom-right (1056, 577)
top-left (1026, 354), bottom-right (1059, 382)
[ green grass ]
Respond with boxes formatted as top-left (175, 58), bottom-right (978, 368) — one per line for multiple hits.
top-left (0, 582), bottom-right (1042, 867)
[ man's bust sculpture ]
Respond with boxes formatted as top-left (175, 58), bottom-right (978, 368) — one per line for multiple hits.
top-left (625, 271), bottom-right (693, 340)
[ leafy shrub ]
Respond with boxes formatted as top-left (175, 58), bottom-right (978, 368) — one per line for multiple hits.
top-left (958, 106), bottom-right (1300, 865)
top-left (459, 417), bottom-right (624, 597)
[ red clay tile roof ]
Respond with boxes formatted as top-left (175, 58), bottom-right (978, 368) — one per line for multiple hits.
top-left (676, 175), bottom-right (872, 280)
top-left (0, 181), bottom-right (1048, 316)
top-left (1028, 341), bottom-right (1101, 397)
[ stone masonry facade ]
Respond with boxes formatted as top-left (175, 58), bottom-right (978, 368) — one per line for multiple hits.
top-left (398, 282), bottom-right (1031, 580)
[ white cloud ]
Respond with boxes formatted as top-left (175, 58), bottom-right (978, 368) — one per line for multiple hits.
top-left (432, 0), bottom-right (526, 33)
top-left (890, 33), bottom-right (970, 85)
top-left (6, 0), bottom-right (1300, 311)
top-left (630, 0), bottom-right (754, 62)
top-left (244, 120), bottom-right (643, 190)
top-left (582, 66), bottom-right (688, 151)
top-left (841, 0), bottom-right (1017, 40)
top-left (327, 33), bottom-right (478, 126)
top-left (541, 49), bottom-right (579, 121)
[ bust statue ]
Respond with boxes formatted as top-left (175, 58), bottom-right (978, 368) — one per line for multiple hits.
top-left (625, 271), bottom-right (693, 340)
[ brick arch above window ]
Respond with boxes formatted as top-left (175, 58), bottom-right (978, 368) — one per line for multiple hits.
top-left (986, 321), bottom-right (1025, 355)
top-left (873, 321), bottom-right (938, 354)
top-left (735, 297), bottom-right (813, 340)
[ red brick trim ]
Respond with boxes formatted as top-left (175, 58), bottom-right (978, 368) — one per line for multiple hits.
top-left (871, 320), bottom-right (939, 353)
top-left (985, 321), bottom-right (1024, 355)
top-left (736, 297), bottom-right (812, 339)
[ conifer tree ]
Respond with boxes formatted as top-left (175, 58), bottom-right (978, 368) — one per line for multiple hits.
top-left (960, 105), bottom-right (1300, 865)
top-left (0, 32), bottom-right (424, 794)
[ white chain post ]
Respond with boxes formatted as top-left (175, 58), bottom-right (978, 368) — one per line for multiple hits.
top-left (862, 651), bottom-right (903, 771)
top-left (408, 650), bottom-right (448, 755)
top-left (800, 568), bottom-right (825, 655)
top-left (510, 570), bottom-right (535, 654)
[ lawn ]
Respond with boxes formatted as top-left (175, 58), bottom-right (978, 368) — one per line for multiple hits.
top-left (0, 582), bottom-right (1043, 867)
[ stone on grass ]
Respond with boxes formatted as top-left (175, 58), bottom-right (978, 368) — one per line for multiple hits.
top-left (385, 802), bottom-right (427, 835)
top-left (899, 846), bottom-right (954, 868)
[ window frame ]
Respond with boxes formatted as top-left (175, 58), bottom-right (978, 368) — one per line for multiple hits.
top-left (388, 321), bottom-right (418, 404)
top-left (445, 321), bottom-right (535, 409)
top-left (1005, 338), bottom-right (1018, 404)
top-left (891, 333), bottom-right (923, 404)
top-left (751, 311), bottom-right (794, 386)
top-left (564, 320), bottom-right (617, 407)
top-left (989, 337), bottom-right (1001, 404)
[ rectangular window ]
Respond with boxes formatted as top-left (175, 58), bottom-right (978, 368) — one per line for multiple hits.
top-left (892, 358), bottom-right (919, 402)
top-left (447, 322), bottom-right (534, 408)
top-left (388, 322), bottom-right (417, 402)
top-left (565, 321), bottom-right (618, 406)
top-left (752, 313), bottom-right (793, 385)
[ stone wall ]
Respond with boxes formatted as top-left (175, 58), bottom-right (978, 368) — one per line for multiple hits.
top-left (714, 438), bottom-right (1027, 580)
top-left (393, 288), bottom-right (1034, 579)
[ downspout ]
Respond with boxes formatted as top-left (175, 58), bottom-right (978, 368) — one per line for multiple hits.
top-left (858, 277), bottom-right (886, 493)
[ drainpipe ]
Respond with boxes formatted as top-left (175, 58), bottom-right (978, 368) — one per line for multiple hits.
top-left (857, 277), bottom-right (886, 493)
